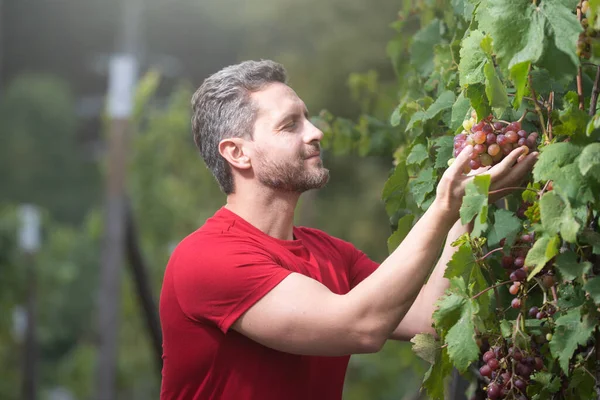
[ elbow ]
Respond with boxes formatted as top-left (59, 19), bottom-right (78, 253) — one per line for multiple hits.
top-left (358, 331), bottom-right (386, 354)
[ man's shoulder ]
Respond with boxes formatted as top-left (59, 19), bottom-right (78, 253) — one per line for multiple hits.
top-left (295, 226), bottom-right (358, 254)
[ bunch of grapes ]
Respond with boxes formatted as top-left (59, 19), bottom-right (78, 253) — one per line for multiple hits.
top-left (478, 343), bottom-right (545, 399)
top-left (452, 112), bottom-right (538, 173)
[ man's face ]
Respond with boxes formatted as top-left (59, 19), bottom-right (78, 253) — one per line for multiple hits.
top-left (248, 82), bottom-right (329, 193)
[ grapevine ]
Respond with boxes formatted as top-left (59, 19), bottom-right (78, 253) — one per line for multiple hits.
top-left (317, 0), bottom-right (600, 399)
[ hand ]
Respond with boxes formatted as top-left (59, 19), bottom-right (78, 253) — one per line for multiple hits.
top-left (469, 146), bottom-right (538, 204)
top-left (434, 145), bottom-right (538, 218)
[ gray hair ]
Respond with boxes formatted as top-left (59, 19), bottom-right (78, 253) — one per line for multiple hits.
top-left (191, 60), bottom-right (288, 194)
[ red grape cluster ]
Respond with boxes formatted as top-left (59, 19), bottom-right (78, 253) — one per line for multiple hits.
top-left (479, 344), bottom-right (545, 399)
top-left (452, 113), bottom-right (538, 173)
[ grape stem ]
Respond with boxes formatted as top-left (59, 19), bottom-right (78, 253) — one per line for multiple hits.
top-left (527, 71), bottom-right (549, 143)
top-left (591, 65), bottom-right (600, 116)
top-left (577, 0), bottom-right (586, 111)
top-left (507, 94), bottom-right (545, 111)
top-left (488, 187), bottom-right (538, 196)
top-left (547, 91), bottom-right (554, 141)
top-left (550, 285), bottom-right (559, 305)
top-left (476, 247), bottom-right (504, 262)
top-left (471, 280), bottom-right (512, 300)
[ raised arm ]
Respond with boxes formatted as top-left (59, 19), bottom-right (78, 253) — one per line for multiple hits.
top-left (232, 146), bottom-right (537, 356)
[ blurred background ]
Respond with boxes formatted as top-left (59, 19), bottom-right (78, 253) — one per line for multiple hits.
top-left (0, 0), bottom-right (432, 399)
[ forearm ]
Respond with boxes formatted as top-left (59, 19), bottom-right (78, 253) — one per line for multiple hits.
top-left (344, 200), bottom-right (455, 348)
top-left (388, 219), bottom-right (471, 340)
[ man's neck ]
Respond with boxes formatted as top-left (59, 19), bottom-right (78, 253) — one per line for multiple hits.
top-left (225, 189), bottom-right (300, 241)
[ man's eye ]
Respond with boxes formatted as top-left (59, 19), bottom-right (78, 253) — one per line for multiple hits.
top-left (286, 121), bottom-right (297, 129)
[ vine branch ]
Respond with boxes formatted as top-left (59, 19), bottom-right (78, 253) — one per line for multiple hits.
top-left (471, 280), bottom-right (511, 300)
top-left (590, 65), bottom-right (600, 116)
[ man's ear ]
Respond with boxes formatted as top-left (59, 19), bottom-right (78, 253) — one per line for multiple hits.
top-left (219, 138), bottom-right (251, 170)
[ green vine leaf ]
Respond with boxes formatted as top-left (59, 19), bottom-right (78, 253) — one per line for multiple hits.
top-left (459, 30), bottom-right (488, 86)
top-left (525, 234), bottom-right (560, 280)
top-left (410, 333), bottom-right (439, 364)
top-left (549, 307), bottom-right (596, 374)
top-left (583, 276), bottom-right (600, 304)
top-left (578, 142), bottom-right (600, 181)
top-left (387, 214), bottom-right (415, 253)
top-left (484, 62), bottom-right (509, 113)
top-left (509, 61), bottom-right (530, 109)
top-left (539, 191), bottom-right (581, 243)
top-left (554, 251), bottom-right (592, 282)
top-left (459, 174), bottom-right (491, 225)
top-left (409, 167), bottom-right (437, 208)
top-left (407, 144), bottom-right (429, 167)
top-left (422, 348), bottom-right (452, 400)
top-left (486, 208), bottom-right (522, 247)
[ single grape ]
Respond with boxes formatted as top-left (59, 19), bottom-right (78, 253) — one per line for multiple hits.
top-left (488, 143), bottom-right (500, 156)
top-left (473, 131), bottom-right (487, 144)
top-left (546, 333), bottom-right (553, 341)
top-left (474, 143), bottom-right (486, 154)
top-left (510, 268), bottom-right (527, 282)
top-left (509, 284), bottom-right (520, 295)
top-left (502, 255), bottom-right (514, 269)
top-left (480, 153), bottom-right (493, 167)
top-left (534, 357), bottom-right (544, 371)
top-left (454, 148), bottom-right (461, 157)
top-left (501, 144), bottom-right (513, 155)
top-left (480, 364), bottom-right (492, 377)
top-left (542, 275), bottom-right (555, 288)
top-left (520, 234), bottom-right (532, 243)
top-left (528, 306), bottom-right (539, 318)
top-left (517, 137), bottom-right (527, 147)
top-left (486, 133), bottom-right (497, 145)
top-left (487, 383), bottom-right (502, 399)
top-left (454, 140), bottom-right (465, 149)
top-left (496, 134), bottom-right (507, 146)
top-left (505, 131), bottom-right (519, 143)
top-left (470, 159), bottom-right (481, 170)
top-left (516, 362), bottom-right (532, 377)
top-left (488, 358), bottom-right (500, 370)
top-left (483, 350), bottom-right (495, 363)
top-left (508, 121), bottom-right (522, 131)
top-left (514, 379), bottom-right (527, 391)
top-left (547, 305), bottom-right (556, 316)
top-left (520, 145), bottom-right (530, 155)
top-left (463, 119), bottom-right (474, 131)
top-left (517, 129), bottom-right (528, 138)
top-left (455, 133), bottom-right (467, 142)
top-left (536, 311), bottom-right (547, 320)
top-left (492, 152), bottom-right (503, 163)
top-left (511, 298), bottom-right (521, 309)
top-left (514, 256), bottom-right (525, 268)
top-left (482, 124), bottom-right (493, 134)
top-left (472, 121), bottom-right (485, 132)
top-left (530, 131), bottom-right (539, 139)
top-left (493, 121), bottom-right (504, 131)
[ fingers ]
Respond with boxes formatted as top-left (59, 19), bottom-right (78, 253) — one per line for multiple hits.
top-left (447, 145), bottom-right (473, 178)
top-left (487, 146), bottom-right (529, 182)
top-left (493, 150), bottom-right (538, 189)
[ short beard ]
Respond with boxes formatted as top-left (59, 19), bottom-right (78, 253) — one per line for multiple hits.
top-left (254, 150), bottom-right (329, 193)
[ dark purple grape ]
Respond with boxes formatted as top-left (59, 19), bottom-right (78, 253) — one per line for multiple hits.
top-left (534, 357), bottom-right (544, 371)
top-left (506, 131), bottom-right (519, 143)
top-left (483, 350), bottom-right (495, 363)
top-left (493, 122), bottom-right (504, 131)
top-left (508, 121), bottom-right (522, 131)
top-left (486, 133), bottom-right (497, 145)
top-left (528, 306), bottom-right (539, 318)
top-left (510, 268), bottom-right (527, 282)
top-left (470, 159), bottom-right (481, 170)
top-left (517, 137), bottom-right (527, 147)
top-left (517, 129), bottom-right (528, 138)
top-left (502, 255), bottom-right (514, 269)
top-left (487, 383), bottom-right (502, 399)
top-left (514, 256), bottom-right (525, 268)
top-left (496, 134), bottom-right (507, 146)
top-left (536, 311), bottom-right (547, 320)
top-left (516, 362), bottom-right (532, 377)
top-left (488, 358), bottom-right (500, 370)
top-left (480, 364), bottom-right (492, 377)
top-left (514, 379), bottom-right (527, 391)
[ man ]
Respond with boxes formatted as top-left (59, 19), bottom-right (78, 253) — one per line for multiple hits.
top-left (159, 60), bottom-right (537, 400)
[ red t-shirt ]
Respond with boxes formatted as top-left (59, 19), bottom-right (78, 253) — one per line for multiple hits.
top-left (159, 206), bottom-right (379, 400)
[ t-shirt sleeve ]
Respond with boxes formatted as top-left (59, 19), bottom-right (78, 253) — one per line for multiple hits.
top-left (171, 237), bottom-right (293, 334)
top-left (349, 247), bottom-right (380, 289)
